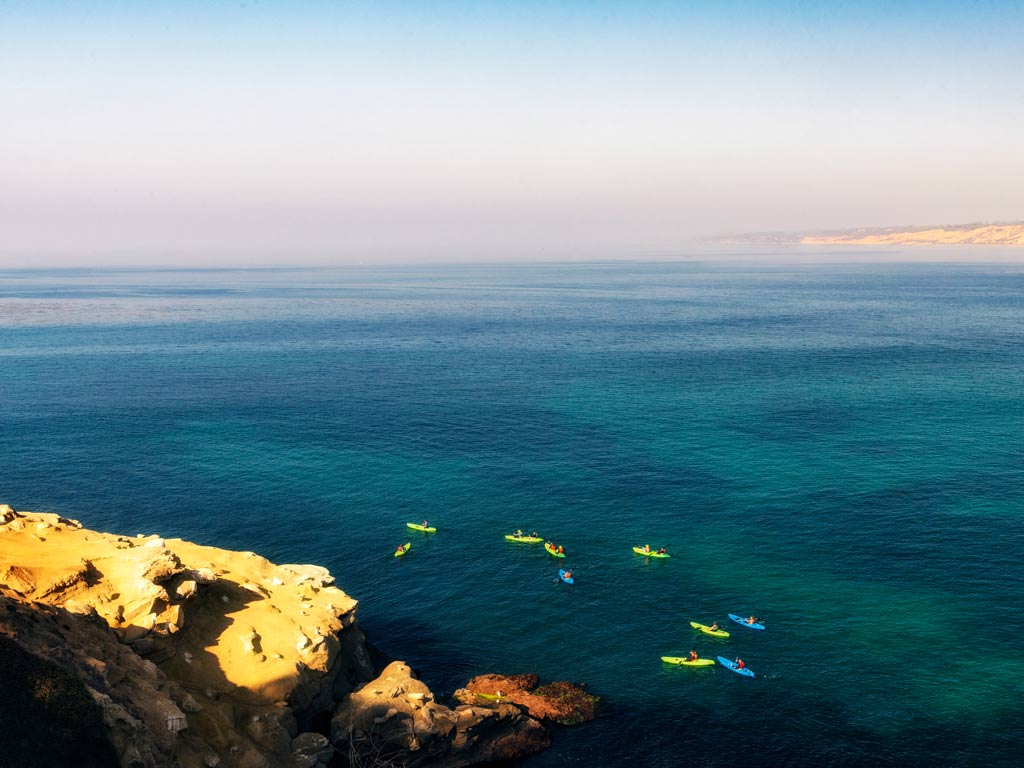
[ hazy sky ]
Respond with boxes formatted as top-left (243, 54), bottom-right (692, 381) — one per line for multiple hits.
top-left (2, 1), bottom-right (1023, 264)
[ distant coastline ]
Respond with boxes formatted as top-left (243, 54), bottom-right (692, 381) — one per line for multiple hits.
top-left (720, 222), bottom-right (1024, 247)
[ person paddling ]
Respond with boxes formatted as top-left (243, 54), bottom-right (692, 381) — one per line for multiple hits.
top-left (421, 519), bottom-right (429, 528)
top-left (688, 649), bottom-right (699, 662)
top-left (735, 658), bottom-right (746, 670)
top-left (709, 621), bottom-right (720, 632)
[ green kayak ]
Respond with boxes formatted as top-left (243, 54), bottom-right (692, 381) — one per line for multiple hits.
top-left (407, 523), bottom-right (437, 533)
top-left (394, 543), bottom-right (411, 558)
top-left (505, 534), bottom-right (543, 543)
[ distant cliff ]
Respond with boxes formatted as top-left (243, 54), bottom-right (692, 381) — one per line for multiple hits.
top-left (0, 505), bottom-right (591, 768)
top-left (721, 222), bottom-right (1024, 247)
top-left (801, 222), bottom-right (1024, 246)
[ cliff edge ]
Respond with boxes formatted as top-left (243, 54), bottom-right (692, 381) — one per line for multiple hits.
top-left (0, 504), bottom-right (565, 768)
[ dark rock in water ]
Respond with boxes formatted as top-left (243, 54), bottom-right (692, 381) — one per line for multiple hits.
top-left (530, 681), bottom-right (600, 725)
top-left (462, 672), bottom-right (539, 694)
top-left (456, 674), bottom-right (599, 726)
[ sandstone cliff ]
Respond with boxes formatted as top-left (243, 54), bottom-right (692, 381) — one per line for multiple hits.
top-left (0, 505), bottom-right (567, 768)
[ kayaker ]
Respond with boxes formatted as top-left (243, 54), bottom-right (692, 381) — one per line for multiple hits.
top-left (563, 570), bottom-right (572, 579)
top-left (531, 531), bottom-right (538, 538)
top-left (642, 544), bottom-right (651, 553)
top-left (657, 547), bottom-right (667, 554)
top-left (735, 658), bottom-right (745, 670)
top-left (515, 529), bottom-right (523, 536)
top-left (557, 545), bottom-right (564, 554)
top-left (746, 616), bottom-right (758, 625)
top-left (395, 545), bottom-right (405, 555)
top-left (709, 621), bottom-right (720, 632)
top-left (688, 649), bottom-right (698, 661)
top-left (421, 519), bottom-right (429, 528)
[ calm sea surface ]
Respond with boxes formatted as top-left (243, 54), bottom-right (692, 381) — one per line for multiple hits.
top-left (1, 258), bottom-right (1022, 766)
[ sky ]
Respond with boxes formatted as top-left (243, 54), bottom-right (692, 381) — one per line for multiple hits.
top-left (2, 0), bottom-right (1023, 265)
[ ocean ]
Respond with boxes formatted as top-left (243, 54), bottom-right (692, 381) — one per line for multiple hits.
top-left (1, 257), bottom-right (1022, 766)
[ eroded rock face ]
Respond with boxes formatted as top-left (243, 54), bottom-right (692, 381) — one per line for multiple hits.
top-left (1, 509), bottom-right (569, 768)
top-left (456, 674), bottom-right (600, 726)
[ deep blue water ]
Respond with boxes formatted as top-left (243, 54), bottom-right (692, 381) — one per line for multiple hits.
top-left (1, 259), bottom-right (1022, 766)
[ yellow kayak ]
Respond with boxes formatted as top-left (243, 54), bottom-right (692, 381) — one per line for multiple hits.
top-left (544, 542), bottom-right (566, 558)
top-left (633, 546), bottom-right (671, 558)
top-left (505, 534), bottom-right (543, 543)
top-left (407, 523), bottom-right (437, 533)
top-left (661, 656), bottom-right (715, 666)
top-left (689, 621), bottom-right (730, 638)
top-left (394, 543), bottom-right (411, 558)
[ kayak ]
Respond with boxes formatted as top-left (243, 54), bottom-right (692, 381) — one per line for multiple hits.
top-left (559, 569), bottom-right (574, 584)
top-left (632, 546), bottom-right (671, 559)
top-left (661, 656), bottom-right (715, 666)
top-left (505, 534), bottom-right (543, 544)
top-left (690, 621), bottom-right (730, 638)
top-left (728, 613), bottom-right (765, 630)
top-left (407, 523), bottom-right (437, 533)
top-left (545, 542), bottom-right (566, 558)
top-left (393, 543), bottom-right (411, 558)
top-left (717, 656), bottom-right (755, 677)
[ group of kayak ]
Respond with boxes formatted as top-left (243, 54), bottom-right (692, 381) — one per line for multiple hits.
top-left (662, 614), bottom-right (766, 677)
top-left (401, 525), bottom-right (676, 586)
top-left (396, 522), bottom-right (767, 676)
top-left (506, 530), bottom-right (575, 581)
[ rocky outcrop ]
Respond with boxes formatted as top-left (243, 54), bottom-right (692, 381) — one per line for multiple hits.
top-left (332, 662), bottom-right (550, 767)
top-left (455, 674), bottom-right (599, 726)
top-left (0, 508), bottom-right (567, 768)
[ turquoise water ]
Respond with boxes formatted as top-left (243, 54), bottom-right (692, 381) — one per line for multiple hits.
top-left (1, 260), bottom-right (1022, 766)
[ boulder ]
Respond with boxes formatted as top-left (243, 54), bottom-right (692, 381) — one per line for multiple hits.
top-left (175, 579), bottom-right (198, 599)
top-left (278, 564), bottom-right (334, 588)
top-left (290, 732), bottom-right (333, 764)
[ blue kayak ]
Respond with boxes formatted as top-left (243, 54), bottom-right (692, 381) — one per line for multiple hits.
top-left (717, 656), bottom-right (755, 677)
top-left (559, 569), bottom-right (574, 584)
top-left (729, 613), bottom-right (765, 630)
